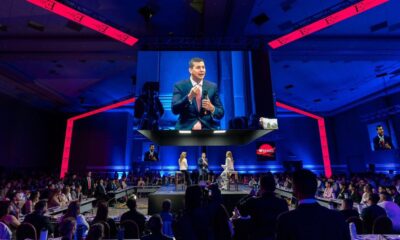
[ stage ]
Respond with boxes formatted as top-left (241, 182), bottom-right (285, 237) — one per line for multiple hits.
top-left (147, 184), bottom-right (251, 215)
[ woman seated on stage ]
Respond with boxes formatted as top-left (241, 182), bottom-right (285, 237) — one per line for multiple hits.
top-left (179, 152), bottom-right (192, 186)
top-left (220, 151), bottom-right (234, 190)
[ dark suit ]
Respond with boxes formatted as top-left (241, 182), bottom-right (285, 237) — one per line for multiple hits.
top-left (81, 177), bottom-right (94, 196)
top-left (23, 211), bottom-right (54, 238)
top-left (277, 203), bottom-right (350, 240)
top-left (361, 204), bottom-right (387, 234)
top-left (197, 157), bottom-right (209, 179)
top-left (172, 80), bottom-right (224, 130)
top-left (244, 192), bottom-right (289, 239)
top-left (373, 135), bottom-right (394, 150)
top-left (144, 151), bottom-right (158, 161)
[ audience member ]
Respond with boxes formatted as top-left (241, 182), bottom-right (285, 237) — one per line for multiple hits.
top-left (92, 201), bottom-right (117, 238)
top-left (22, 191), bottom-right (40, 215)
top-left (86, 223), bottom-right (104, 240)
top-left (378, 192), bottom-right (400, 232)
top-left (60, 201), bottom-right (89, 238)
top-left (340, 198), bottom-right (359, 220)
top-left (23, 200), bottom-right (54, 238)
top-left (142, 214), bottom-right (173, 240)
top-left (276, 169), bottom-right (350, 240)
top-left (120, 198), bottom-right (146, 236)
top-left (59, 217), bottom-right (77, 240)
top-left (159, 199), bottom-right (174, 237)
top-left (361, 193), bottom-right (387, 234)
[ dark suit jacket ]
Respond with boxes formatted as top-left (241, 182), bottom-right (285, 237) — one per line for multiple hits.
top-left (277, 203), bottom-right (350, 240)
top-left (197, 158), bottom-right (209, 174)
top-left (81, 177), bottom-right (94, 196)
top-left (144, 151), bottom-right (158, 161)
top-left (23, 211), bottom-right (54, 238)
top-left (373, 135), bottom-right (394, 150)
top-left (243, 192), bottom-right (289, 239)
top-left (361, 204), bottom-right (387, 234)
top-left (172, 80), bottom-right (224, 130)
top-left (340, 209), bottom-right (359, 220)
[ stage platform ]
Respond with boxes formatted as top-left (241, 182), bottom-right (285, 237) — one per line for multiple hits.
top-left (148, 184), bottom-right (250, 215)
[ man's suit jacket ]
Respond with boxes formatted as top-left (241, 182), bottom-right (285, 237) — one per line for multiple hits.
top-left (361, 204), bottom-right (387, 234)
top-left (144, 151), bottom-right (158, 161)
top-left (243, 192), bottom-right (288, 239)
top-left (373, 135), bottom-right (394, 150)
top-left (81, 177), bottom-right (94, 196)
top-left (277, 203), bottom-right (350, 240)
top-left (172, 80), bottom-right (224, 130)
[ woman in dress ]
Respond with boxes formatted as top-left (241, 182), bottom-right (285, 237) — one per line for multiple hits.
top-left (220, 151), bottom-right (234, 190)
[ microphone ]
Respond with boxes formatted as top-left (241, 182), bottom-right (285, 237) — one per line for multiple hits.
top-left (201, 90), bottom-right (208, 115)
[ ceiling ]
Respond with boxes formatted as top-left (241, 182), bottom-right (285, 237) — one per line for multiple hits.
top-left (0, 0), bottom-right (399, 115)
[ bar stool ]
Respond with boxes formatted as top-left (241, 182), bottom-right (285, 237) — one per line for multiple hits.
top-left (227, 171), bottom-right (239, 191)
top-left (175, 171), bottom-right (186, 191)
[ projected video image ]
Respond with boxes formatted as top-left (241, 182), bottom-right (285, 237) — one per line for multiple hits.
top-left (134, 51), bottom-right (276, 131)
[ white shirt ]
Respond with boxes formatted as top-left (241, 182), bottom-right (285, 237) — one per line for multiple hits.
top-left (179, 158), bottom-right (188, 171)
top-left (378, 201), bottom-right (400, 231)
top-left (223, 157), bottom-right (234, 171)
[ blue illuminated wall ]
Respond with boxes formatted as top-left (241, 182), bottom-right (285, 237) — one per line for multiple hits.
top-left (332, 92), bottom-right (400, 173)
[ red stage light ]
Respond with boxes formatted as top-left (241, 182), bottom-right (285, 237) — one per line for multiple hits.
top-left (27, 0), bottom-right (138, 46)
top-left (276, 101), bottom-right (332, 178)
top-left (60, 98), bottom-right (135, 178)
top-left (269, 0), bottom-right (389, 49)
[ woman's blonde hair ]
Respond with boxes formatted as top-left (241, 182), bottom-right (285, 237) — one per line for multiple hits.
top-left (179, 152), bottom-right (186, 162)
top-left (226, 151), bottom-right (233, 161)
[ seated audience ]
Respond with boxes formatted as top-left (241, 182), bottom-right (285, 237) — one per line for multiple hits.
top-left (349, 183), bottom-right (361, 203)
top-left (86, 223), bottom-right (104, 240)
top-left (244, 173), bottom-right (289, 239)
top-left (361, 193), bottom-right (387, 234)
top-left (0, 201), bottom-right (21, 233)
top-left (323, 181), bottom-right (334, 199)
top-left (142, 214), bottom-right (173, 240)
top-left (361, 184), bottom-right (373, 204)
top-left (337, 182), bottom-right (348, 199)
top-left (231, 200), bottom-right (251, 240)
top-left (378, 192), bottom-right (400, 232)
top-left (48, 189), bottom-right (65, 208)
top-left (59, 217), bottom-right (77, 240)
top-left (22, 191), bottom-right (40, 215)
top-left (120, 198), bottom-right (146, 236)
top-left (159, 199), bottom-right (174, 238)
top-left (60, 201), bottom-right (89, 238)
top-left (23, 200), bottom-right (54, 238)
top-left (92, 201), bottom-right (117, 238)
top-left (340, 198), bottom-right (359, 220)
top-left (276, 169), bottom-right (350, 240)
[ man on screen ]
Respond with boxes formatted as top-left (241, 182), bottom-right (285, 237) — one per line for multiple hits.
top-left (373, 125), bottom-right (394, 151)
top-left (144, 144), bottom-right (159, 161)
top-left (171, 57), bottom-right (224, 130)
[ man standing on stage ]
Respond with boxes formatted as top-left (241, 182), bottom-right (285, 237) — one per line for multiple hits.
top-left (171, 57), bottom-right (224, 130)
top-left (373, 125), bottom-right (394, 151)
top-left (144, 144), bottom-right (159, 161)
top-left (197, 152), bottom-right (209, 181)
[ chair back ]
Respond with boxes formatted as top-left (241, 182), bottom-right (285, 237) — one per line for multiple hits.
top-left (94, 221), bottom-right (110, 239)
top-left (373, 216), bottom-right (393, 234)
top-left (0, 222), bottom-right (11, 240)
top-left (121, 219), bottom-right (140, 239)
top-left (16, 222), bottom-right (37, 240)
top-left (346, 216), bottom-right (363, 234)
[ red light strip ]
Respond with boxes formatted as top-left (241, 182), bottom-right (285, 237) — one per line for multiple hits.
top-left (60, 98), bottom-right (135, 178)
top-left (268, 0), bottom-right (389, 49)
top-left (276, 101), bottom-right (332, 178)
top-left (27, 0), bottom-right (138, 46)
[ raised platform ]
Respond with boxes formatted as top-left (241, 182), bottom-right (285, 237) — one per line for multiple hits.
top-left (147, 185), bottom-right (250, 215)
top-left (138, 130), bottom-right (273, 146)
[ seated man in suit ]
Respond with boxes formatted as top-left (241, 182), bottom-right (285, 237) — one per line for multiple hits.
top-left (276, 169), bottom-right (350, 240)
top-left (373, 125), bottom-right (394, 150)
top-left (172, 57), bottom-right (224, 130)
top-left (197, 152), bottom-right (209, 181)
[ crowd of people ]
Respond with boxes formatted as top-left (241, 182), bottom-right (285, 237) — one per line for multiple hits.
top-left (0, 168), bottom-right (400, 239)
